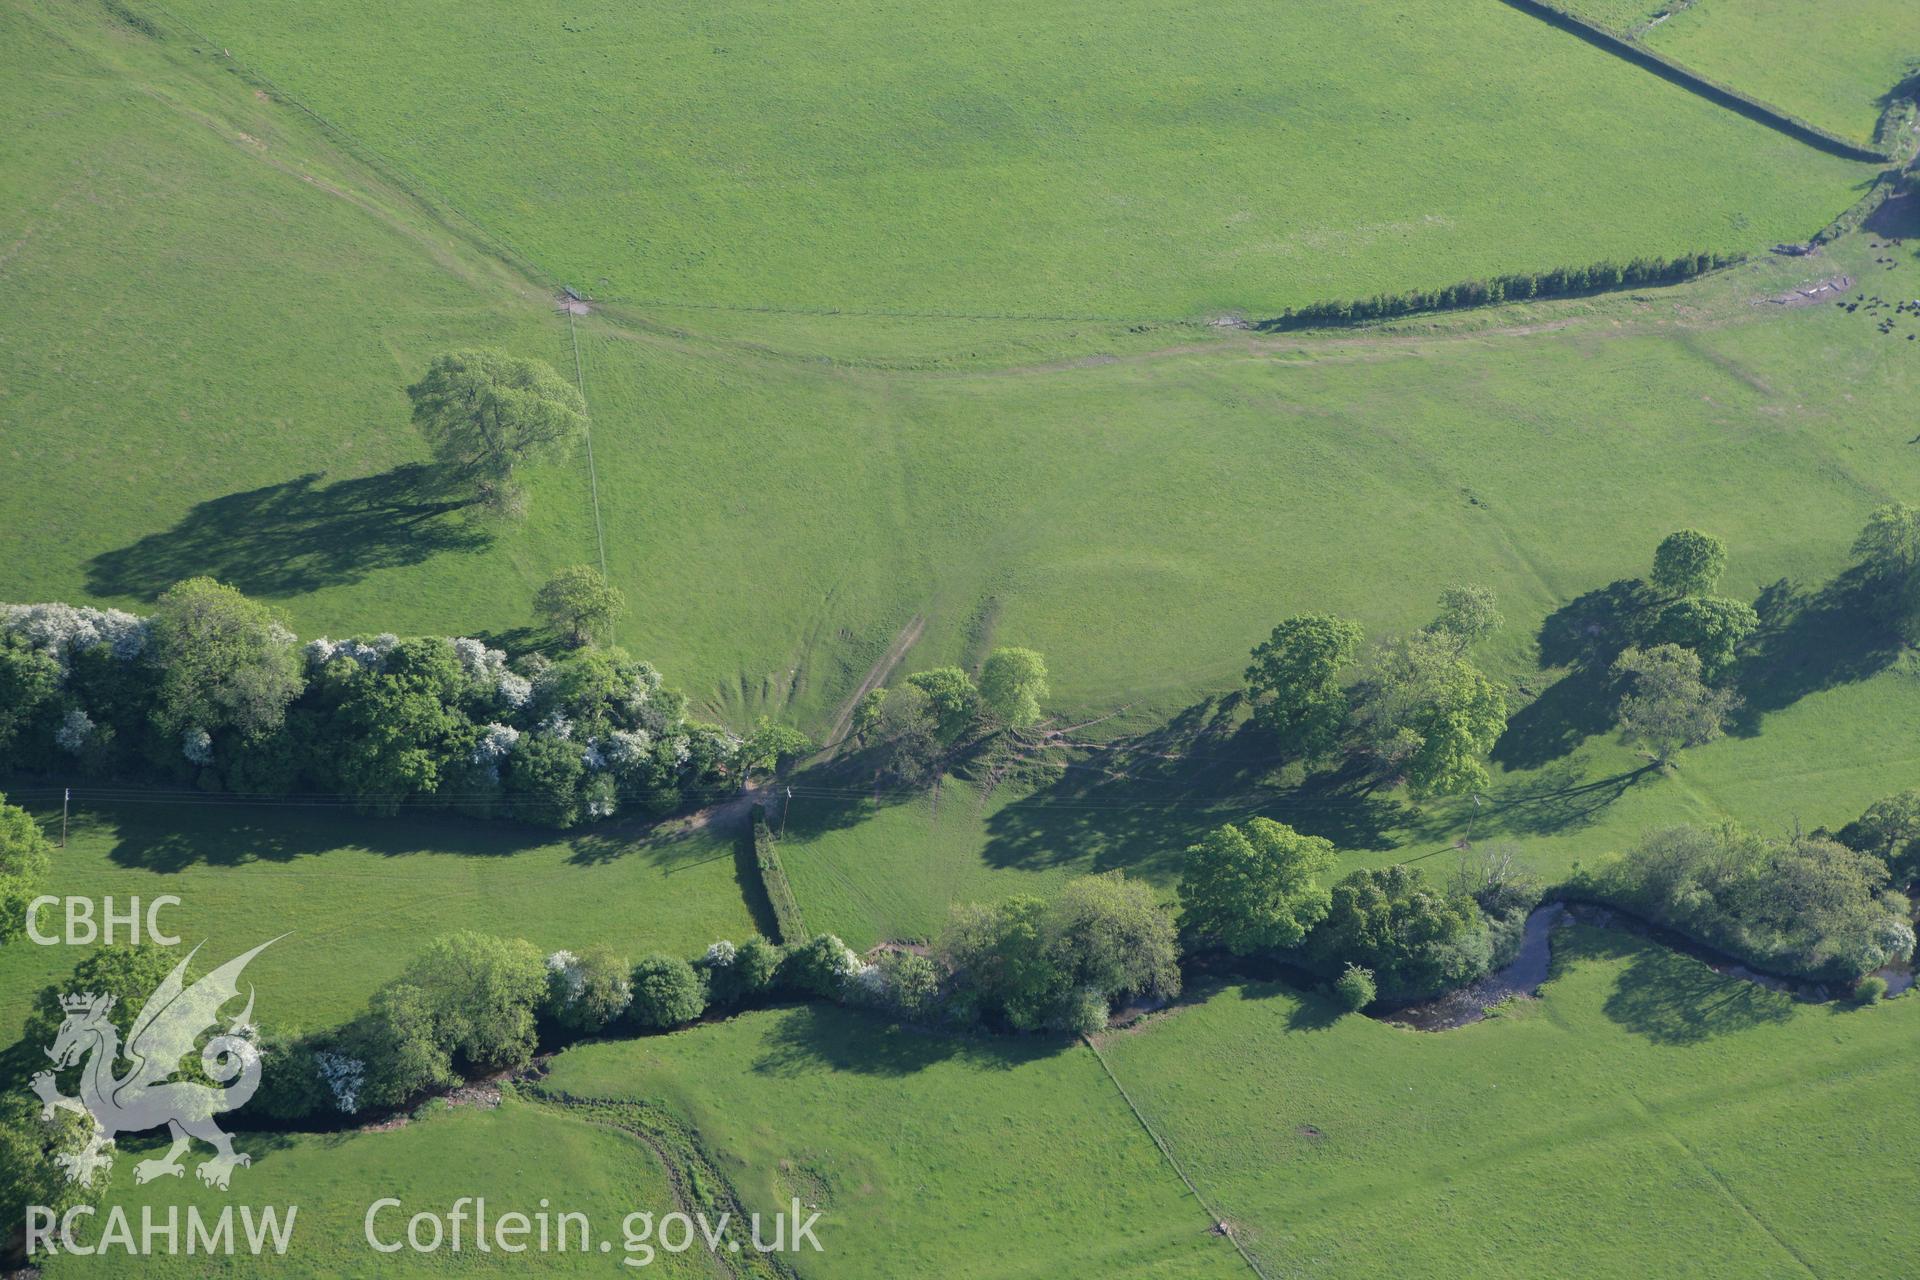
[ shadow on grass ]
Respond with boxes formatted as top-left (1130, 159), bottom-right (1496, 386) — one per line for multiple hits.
top-left (978, 697), bottom-right (1402, 877)
top-left (1494, 579), bottom-right (1656, 772)
top-left (1497, 567), bottom-right (1899, 769)
top-left (19, 788), bottom-right (732, 874)
top-left (1479, 759), bottom-right (1656, 839)
top-left (1597, 933), bottom-right (1795, 1046)
top-left (747, 1002), bottom-right (1063, 1077)
top-left (1729, 568), bottom-right (1902, 736)
top-left (86, 465), bottom-right (487, 601)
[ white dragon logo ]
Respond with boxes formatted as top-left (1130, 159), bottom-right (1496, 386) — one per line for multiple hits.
top-left (30, 939), bottom-right (279, 1190)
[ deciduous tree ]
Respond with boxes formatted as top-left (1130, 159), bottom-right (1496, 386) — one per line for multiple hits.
top-left (978, 648), bottom-right (1049, 730)
top-left (1354, 634), bottom-right (1507, 799)
top-left (534, 565), bottom-right (625, 648)
top-left (146, 577), bottom-right (304, 745)
top-left (1426, 585), bottom-right (1503, 653)
top-left (1244, 614), bottom-right (1363, 759)
top-left (1612, 643), bottom-right (1737, 766)
top-left (1647, 596), bottom-right (1758, 679)
top-left (1651, 529), bottom-right (1727, 598)
top-left (0, 798), bottom-right (52, 945)
top-left (1178, 818), bottom-right (1335, 954)
top-left (407, 350), bottom-right (588, 516)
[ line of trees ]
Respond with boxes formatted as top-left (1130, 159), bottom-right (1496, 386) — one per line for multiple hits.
top-left (1260, 253), bottom-right (1741, 330)
top-left (1569, 821), bottom-right (1914, 982)
top-left (0, 574), bottom-right (811, 830)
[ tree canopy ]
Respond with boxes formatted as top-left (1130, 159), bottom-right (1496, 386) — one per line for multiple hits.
top-left (1426, 584), bottom-right (1503, 652)
top-left (1309, 864), bottom-right (1490, 1001)
top-left (978, 647), bottom-right (1049, 730)
top-left (1577, 824), bottom-right (1914, 980)
top-left (534, 564), bottom-right (625, 648)
top-left (393, 931), bottom-right (547, 1073)
top-left (1244, 614), bottom-right (1363, 759)
top-left (905, 667), bottom-right (980, 743)
top-left (145, 577), bottom-right (304, 746)
top-left (1837, 790), bottom-right (1920, 888)
top-left (939, 872), bottom-right (1178, 1033)
top-left (1647, 596), bottom-right (1757, 679)
top-left (1650, 529), bottom-right (1727, 598)
top-left (1354, 633), bottom-right (1507, 800)
top-left (1178, 818), bottom-right (1335, 954)
top-left (1851, 502), bottom-right (1920, 642)
top-left (407, 349), bottom-right (588, 516)
top-left (1612, 643), bottom-right (1737, 766)
top-left (0, 797), bottom-right (51, 945)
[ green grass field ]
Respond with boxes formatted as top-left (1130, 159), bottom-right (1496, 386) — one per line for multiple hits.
top-left (5, 1), bottom-right (1920, 1272)
top-left (37, 1098), bottom-right (711, 1278)
top-left (532, 927), bottom-right (1920, 1277)
top-left (158, 0), bottom-right (1870, 321)
top-left (0, 786), bottom-right (758, 1039)
top-left (541, 1004), bottom-right (1241, 1278)
top-left (0, 0), bottom-right (597, 642)
top-left (1096, 926), bottom-right (1920, 1277)
top-left (4, 1), bottom-right (1906, 736)
top-left (1644, 0), bottom-right (1919, 144)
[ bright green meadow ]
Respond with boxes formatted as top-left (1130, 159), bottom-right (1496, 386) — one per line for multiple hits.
top-left (38, 1099), bottom-right (710, 1278)
top-left (1641, 1), bottom-right (1917, 146)
top-left (2, 1), bottom-right (1918, 1275)
top-left (0, 787), bottom-right (758, 1035)
top-left (541, 1003), bottom-right (1241, 1278)
top-left (156, 0), bottom-right (1870, 319)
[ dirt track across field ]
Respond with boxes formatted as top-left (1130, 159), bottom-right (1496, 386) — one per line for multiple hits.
top-left (822, 612), bottom-right (926, 753)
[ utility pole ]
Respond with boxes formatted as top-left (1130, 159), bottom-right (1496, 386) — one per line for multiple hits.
top-left (61, 787), bottom-right (70, 848)
top-left (780, 786), bottom-right (793, 838)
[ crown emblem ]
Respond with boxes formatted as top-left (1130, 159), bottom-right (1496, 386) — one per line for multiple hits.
top-left (60, 992), bottom-right (115, 1015)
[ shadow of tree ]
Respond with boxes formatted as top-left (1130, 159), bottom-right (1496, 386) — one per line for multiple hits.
top-left (1729, 568), bottom-right (1902, 735)
top-left (37, 787), bottom-right (730, 873)
top-left (1863, 191), bottom-right (1919, 242)
top-left (1599, 935), bottom-right (1795, 1045)
top-left (1492, 664), bottom-right (1620, 772)
top-left (747, 1002), bottom-right (1061, 1077)
top-left (1475, 760), bottom-right (1655, 838)
top-left (1494, 579), bottom-right (1658, 771)
top-left (86, 465), bottom-right (487, 601)
top-left (979, 701), bottom-right (1402, 878)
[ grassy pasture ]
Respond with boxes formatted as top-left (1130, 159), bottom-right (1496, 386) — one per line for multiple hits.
top-left (37, 1098), bottom-right (710, 1278)
top-left (553, 227), bottom-right (1920, 732)
top-left (535, 928), bottom-right (1920, 1277)
top-left (1096, 927), bottom-right (1920, 1277)
top-left (541, 1004), bottom-right (1241, 1279)
top-left (159, 0), bottom-right (1871, 322)
top-left (1644, 0), bottom-right (1920, 144)
top-left (770, 640), bottom-right (1920, 949)
top-left (0, 0), bottom-right (595, 642)
top-left (0, 787), bottom-right (759, 1039)
top-left (3, 2), bottom-right (1908, 739)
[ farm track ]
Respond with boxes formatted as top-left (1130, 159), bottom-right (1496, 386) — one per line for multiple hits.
top-left (112, 3), bottom-right (1864, 392)
top-left (523, 1086), bottom-right (798, 1280)
top-left (821, 613), bottom-right (926, 754)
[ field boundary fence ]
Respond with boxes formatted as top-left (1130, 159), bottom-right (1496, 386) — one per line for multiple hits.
top-left (1082, 1034), bottom-right (1270, 1279)
top-left (1499, 0), bottom-right (1892, 164)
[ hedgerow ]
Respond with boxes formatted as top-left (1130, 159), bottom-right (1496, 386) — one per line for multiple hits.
top-left (1259, 252), bottom-right (1741, 330)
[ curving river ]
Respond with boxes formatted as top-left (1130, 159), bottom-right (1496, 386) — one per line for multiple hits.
top-left (1382, 900), bottom-right (1913, 1031)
